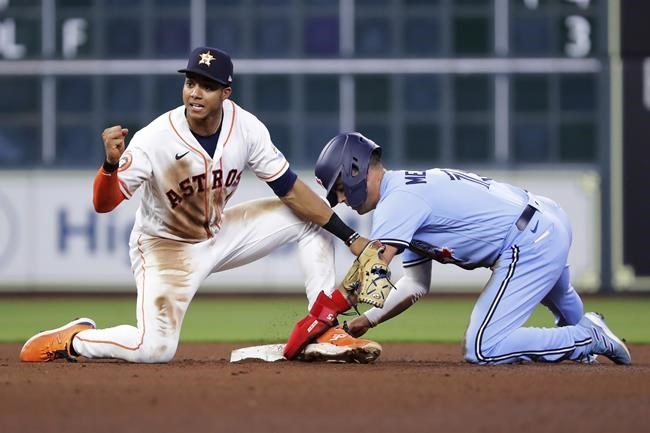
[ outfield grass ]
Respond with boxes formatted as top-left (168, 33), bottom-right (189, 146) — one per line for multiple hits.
top-left (0, 295), bottom-right (647, 343)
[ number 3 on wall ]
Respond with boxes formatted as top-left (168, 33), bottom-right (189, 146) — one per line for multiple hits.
top-left (565, 15), bottom-right (591, 58)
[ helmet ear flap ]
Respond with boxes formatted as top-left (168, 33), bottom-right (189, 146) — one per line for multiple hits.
top-left (350, 158), bottom-right (360, 177)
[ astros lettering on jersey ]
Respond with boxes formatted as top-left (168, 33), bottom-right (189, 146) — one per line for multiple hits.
top-left (117, 101), bottom-right (288, 242)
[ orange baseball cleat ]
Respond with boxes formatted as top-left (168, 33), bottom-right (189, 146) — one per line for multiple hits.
top-left (20, 318), bottom-right (96, 362)
top-left (300, 325), bottom-right (381, 364)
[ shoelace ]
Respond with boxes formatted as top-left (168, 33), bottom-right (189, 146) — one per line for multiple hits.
top-left (54, 348), bottom-right (78, 363)
top-left (43, 338), bottom-right (77, 363)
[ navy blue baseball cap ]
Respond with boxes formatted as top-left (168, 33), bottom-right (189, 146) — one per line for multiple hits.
top-left (178, 46), bottom-right (233, 86)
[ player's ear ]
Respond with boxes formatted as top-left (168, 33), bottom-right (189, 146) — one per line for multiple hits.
top-left (222, 86), bottom-right (232, 99)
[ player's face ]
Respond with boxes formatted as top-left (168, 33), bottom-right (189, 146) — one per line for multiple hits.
top-left (183, 74), bottom-right (232, 133)
top-left (333, 172), bottom-right (379, 215)
top-left (363, 167), bottom-right (382, 212)
top-left (333, 178), bottom-right (348, 207)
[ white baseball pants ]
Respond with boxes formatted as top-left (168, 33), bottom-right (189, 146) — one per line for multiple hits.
top-left (72, 197), bottom-right (336, 362)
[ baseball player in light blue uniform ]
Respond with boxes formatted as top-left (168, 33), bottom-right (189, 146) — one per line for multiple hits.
top-left (315, 132), bottom-right (631, 365)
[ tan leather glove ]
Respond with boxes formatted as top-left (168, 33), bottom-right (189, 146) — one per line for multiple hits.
top-left (340, 240), bottom-right (394, 308)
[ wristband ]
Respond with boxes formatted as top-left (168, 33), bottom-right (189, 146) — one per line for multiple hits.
top-left (322, 213), bottom-right (355, 244)
top-left (103, 159), bottom-right (119, 173)
top-left (345, 232), bottom-right (360, 247)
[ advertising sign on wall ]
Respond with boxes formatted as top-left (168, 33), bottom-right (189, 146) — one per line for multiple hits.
top-left (0, 170), bottom-right (600, 293)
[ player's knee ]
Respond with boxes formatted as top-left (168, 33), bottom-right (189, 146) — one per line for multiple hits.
top-left (463, 337), bottom-right (480, 364)
top-left (464, 333), bottom-right (507, 365)
top-left (139, 339), bottom-right (178, 363)
top-left (462, 329), bottom-right (489, 365)
top-left (152, 345), bottom-right (177, 363)
top-left (463, 345), bottom-right (493, 365)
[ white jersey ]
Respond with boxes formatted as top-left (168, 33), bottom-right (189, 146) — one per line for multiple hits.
top-left (116, 101), bottom-right (289, 242)
top-left (68, 50), bottom-right (337, 364)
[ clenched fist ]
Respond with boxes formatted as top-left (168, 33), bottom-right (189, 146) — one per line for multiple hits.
top-left (102, 125), bottom-right (129, 165)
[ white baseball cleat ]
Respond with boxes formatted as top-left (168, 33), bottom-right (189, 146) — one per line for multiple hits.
top-left (575, 354), bottom-right (599, 365)
top-left (578, 312), bottom-right (631, 365)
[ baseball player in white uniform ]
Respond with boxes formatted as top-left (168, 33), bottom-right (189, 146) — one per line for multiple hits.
top-left (20, 47), bottom-right (379, 363)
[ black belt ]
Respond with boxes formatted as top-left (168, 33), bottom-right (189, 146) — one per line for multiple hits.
top-left (515, 204), bottom-right (537, 231)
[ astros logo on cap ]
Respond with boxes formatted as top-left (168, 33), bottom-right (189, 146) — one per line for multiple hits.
top-left (198, 51), bottom-right (216, 67)
top-left (179, 46), bottom-right (233, 85)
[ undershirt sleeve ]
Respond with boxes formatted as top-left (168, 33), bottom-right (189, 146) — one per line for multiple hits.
top-left (266, 168), bottom-right (298, 197)
top-left (93, 167), bottom-right (126, 212)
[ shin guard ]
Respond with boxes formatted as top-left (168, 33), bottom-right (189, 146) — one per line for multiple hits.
top-left (283, 290), bottom-right (351, 359)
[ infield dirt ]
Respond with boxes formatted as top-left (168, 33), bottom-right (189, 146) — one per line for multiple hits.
top-left (1, 343), bottom-right (649, 433)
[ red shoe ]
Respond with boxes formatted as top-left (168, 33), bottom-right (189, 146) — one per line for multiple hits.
top-left (20, 318), bottom-right (96, 362)
top-left (301, 326), bottom-right (381, 364)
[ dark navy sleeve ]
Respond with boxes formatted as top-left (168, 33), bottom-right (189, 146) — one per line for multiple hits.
top-left (267, 168), bottom-right (298, 197)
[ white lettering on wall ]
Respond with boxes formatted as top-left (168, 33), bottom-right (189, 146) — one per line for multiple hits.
top-left (62, 18), bottom-right (87, 59)
top-left (0, 19), bottom-right (26, 59)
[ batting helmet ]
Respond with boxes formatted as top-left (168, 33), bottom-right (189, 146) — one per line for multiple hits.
top-left (314, 132), bottom-right (381, 208)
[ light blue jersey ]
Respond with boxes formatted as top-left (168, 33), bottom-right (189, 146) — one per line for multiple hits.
top-left (369, 168), bottom-right (595, 364)
top-left (371, 169), bottom-right (535, 269)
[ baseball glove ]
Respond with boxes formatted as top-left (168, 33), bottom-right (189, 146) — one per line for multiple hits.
top-left (341, 240), bottom-right (394, 308)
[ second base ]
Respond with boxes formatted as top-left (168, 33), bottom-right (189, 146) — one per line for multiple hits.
top-left (230, 344), bottom-right (287, 362)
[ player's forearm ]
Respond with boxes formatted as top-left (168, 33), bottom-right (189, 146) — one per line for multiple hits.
top-left (281, 178), bottom-right (369, 252)
top-left (93, 166), bottom-right (126, 213)
top-left (279, 177), bottom-right (333, 225)
top-left (364, 274), bottom-right (428, 326)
